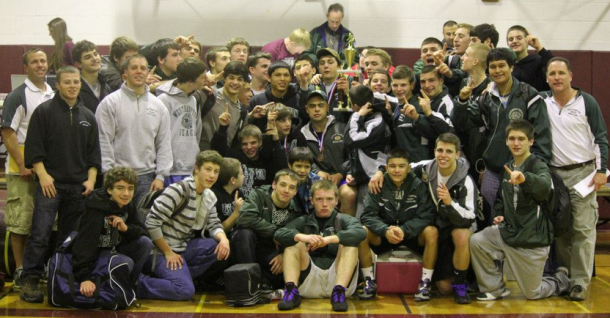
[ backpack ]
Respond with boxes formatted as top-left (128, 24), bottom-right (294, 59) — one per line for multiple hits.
top-left (137, 179), bottom-right (191, 221)
top-left (524, 157), bottom-right (573, 237)
top-left (224, 263), bottom-right (265, 307)
top-left (48, 228), bottom-right (137, 310)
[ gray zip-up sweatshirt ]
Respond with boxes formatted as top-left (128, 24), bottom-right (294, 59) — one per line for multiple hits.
top-left (96, 83), bottom-right (172, 180)
top-left (156, 80), bottom-right (202, 176)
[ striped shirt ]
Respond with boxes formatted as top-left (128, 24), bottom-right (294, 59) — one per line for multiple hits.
top-left (146, 176), bottom-right (224, 252)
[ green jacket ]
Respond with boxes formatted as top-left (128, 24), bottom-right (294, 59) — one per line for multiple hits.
top-left (303, 22), bottom-right (359, 66)
top-left (236, 185), bottom-right (302, 239)
top-left (495, 155), bottom-right (553, 248)
top-left (274, 209), bottom-right (366, 269)
top-left (361, 173), bottom-right (436, 240)
top-left (452, 77), bottom-right (552, 174)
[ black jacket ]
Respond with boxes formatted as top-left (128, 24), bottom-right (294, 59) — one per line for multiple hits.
top-left (513, 49), bottom-right (553, 92)
top-left (452, 78), bottom-right (552, 173)
top-left (344, 108), bottom-right (392, 184)
top-left (25, 94), bottom-right (101, 183)
top-left (211, 125), bottom-right (288, 197)
top-left (78, 73), bottom-right (112, 114)
top-left (72, 189), bottom-right (148, 283)
top-left (300, 115), bottom-right (347, 176)
top-left (249, 84), bottom-right (309, 126)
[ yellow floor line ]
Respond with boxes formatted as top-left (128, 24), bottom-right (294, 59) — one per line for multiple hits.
top-left (572, 301), bottom-right (591, 313)
top-left (196, 294), bottom-right (207, 313)
top-left (596, 276), bottom-right (610, 288)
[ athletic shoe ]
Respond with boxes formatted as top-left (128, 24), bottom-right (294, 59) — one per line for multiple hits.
top-left (569, 285), bottom-right (586, 301)
top-left (278, 283), bottom-right (301, 310)
top-left (476, 287), bottom-right (511, 301)
top-left (331, 285), bottom-right (348, 312)
top-left (20, 275), bottom-right (44, 303)
top-left (12, 268), bottom-right (24, 290)
top-left (452, 283), bottom-right (471, 304)
top-left (357, 277), bottom-right (377, 300)
top-left (414, 279), bottom-right (431, 302)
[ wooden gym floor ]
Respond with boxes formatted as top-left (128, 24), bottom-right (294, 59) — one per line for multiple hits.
top-left (2, 194), bottom-right (610, 317)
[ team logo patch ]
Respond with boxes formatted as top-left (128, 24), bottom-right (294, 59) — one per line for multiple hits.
top-left (332, 134), bottom-right (343, 143)
top-left (567, 109), bottom-right (581, 117)
top-left (508, 108), bottom-right (524, 121)
top-left (79, 121), bottom-right (91, 127)
top-left (182, 112), bottom-right (193, 129)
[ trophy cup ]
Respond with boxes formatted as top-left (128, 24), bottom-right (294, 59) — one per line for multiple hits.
top-left (334, 33), bottom-right (359, 112)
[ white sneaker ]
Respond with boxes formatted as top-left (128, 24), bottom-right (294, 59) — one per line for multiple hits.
top-left (476, 287), bottom-right (510, 301)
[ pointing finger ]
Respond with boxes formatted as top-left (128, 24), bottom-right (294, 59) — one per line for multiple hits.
top-left (420, 89), bottom-right (430, 100)
top-left (504, 165), bottom-right (513, 175)
top-left (149, 66), bottom-right (156, 74)
top-left (442, 42), bottom-right (448, 54)
top-left (234, 190), bottom-right (239, 201)
top-left (225, 103), bottom-right (229, 113)
top-left (215, 71), bottom-right (225, 81)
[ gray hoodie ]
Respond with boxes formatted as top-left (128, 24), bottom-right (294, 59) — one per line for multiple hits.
top-left (96, 83), bottom-right (172, 180)
top-left (200, 87), bottom-right (245, 151)
top-left (156, 80), bottom-right (202, 176)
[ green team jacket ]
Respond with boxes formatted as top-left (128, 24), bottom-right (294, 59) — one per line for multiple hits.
top-left (361, 173), bottom-right (436, 240)
top-left (274, 209), bottom-right (366, 269)
top-left (236, 185), bottom-right (303, 239)
top-left (495, 155), bottom-right (553, 248)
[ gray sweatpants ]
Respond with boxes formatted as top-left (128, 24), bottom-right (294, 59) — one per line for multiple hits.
top-left (470, 226), bottom-right (569, 300)
top-left (553, 163), bottom-right (598, 289)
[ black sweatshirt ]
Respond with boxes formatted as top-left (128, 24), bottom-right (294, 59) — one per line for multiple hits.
top-left (72, 189), bottom-right (148, 283)
top-left (25, 94), bottom-right (101, 184)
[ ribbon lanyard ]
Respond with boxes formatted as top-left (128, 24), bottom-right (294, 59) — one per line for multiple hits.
top-left (313, 127), bottom-right (327, 154)
top-left (327, 81), bottom-right (338, 104)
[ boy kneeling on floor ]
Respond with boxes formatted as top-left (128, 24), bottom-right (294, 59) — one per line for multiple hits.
top-left (138, 150), bottom-right (230, 300)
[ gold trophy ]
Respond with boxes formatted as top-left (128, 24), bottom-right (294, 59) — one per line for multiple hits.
top-left (334, 33), bottom-right (359, 112)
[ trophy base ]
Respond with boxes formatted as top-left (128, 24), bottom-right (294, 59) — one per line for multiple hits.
top-left (332, 107), bottom-right (354, 112)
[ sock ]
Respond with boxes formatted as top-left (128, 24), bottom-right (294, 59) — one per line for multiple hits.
top-left (454, 269), bottom-right (468, 284)
top-left (361, 266), bottom-right (374, 279)
top-left (285, 282), bottom-right (297, 289)
top-left (422, 268), bottom-right (434, 282)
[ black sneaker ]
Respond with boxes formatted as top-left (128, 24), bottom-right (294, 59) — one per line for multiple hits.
top-left (414, 279), bottom-right (431, 302)
top-left (20, 275), bottom-right (43, 303)
top-left (569, 285), bottom-right (586, 301)
top-left (452, 283), bottom-right (471, 304)
top-left (331, 285), bottom-right (348, 312)
top-left (357, 277), bottom-right (377, 300)
top-left (278, 283), bottom-right (301, 310)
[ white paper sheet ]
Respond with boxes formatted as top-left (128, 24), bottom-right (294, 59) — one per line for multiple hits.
top-left (573, 170), bottom-right (610, 198)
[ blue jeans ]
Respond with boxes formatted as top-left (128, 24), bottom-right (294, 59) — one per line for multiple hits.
top-left (137, 238), bottom-right (219, 300)
top-left (134, 172), bottom-right (155, 220)
top-left (23, 183), bottom-right (86, 277)
top-left (116, 236), bottom-right (154, 286)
